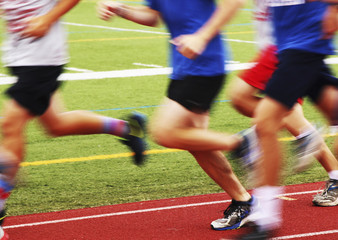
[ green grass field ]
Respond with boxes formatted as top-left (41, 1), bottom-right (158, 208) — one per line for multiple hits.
top-left (0, 0), bottom-right (336, 216)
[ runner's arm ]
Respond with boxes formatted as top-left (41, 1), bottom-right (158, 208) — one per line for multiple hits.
top-left (97, 1), bottom-right (160, 27)
top-left (22, 0), bottom-right (81, 38)
top-left (171, 0), bottom-right (246, 59)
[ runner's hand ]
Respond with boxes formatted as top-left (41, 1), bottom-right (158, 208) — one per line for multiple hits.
top-left (97, 1), bottom-right (124, 21)
top-left (170, 34), bottom-right (208, 59)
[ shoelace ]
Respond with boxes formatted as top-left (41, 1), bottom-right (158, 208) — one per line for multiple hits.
top-left (318, 180), bottom-right (337, 196)
top-left (223, 202), bottom-right (249, 218)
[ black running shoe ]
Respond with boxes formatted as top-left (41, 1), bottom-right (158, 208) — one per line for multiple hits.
top-left (120, 112), bottom-right (147, 166)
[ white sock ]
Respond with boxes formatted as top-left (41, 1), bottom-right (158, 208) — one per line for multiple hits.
top-left (296, 128), bottom-right (314, 140)
top-left (329, 125), bottom-right (338, 134)
top-left (328, 170), bottom-right (338, 180)
top-left (252, 185), bottom-right (284, 231)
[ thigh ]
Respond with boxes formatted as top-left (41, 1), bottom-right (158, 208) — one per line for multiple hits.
top-left (151, 98), bottom-right (210, 130)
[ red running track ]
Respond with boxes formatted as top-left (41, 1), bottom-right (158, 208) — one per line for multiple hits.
top-left (3, 182), bottom-right (338, 240)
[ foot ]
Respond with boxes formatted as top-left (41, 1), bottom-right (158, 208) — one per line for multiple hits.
top-left (0, 228), bottom-right (8, 240)
top-left (120, 112), bottom-right (147, 165)
top-left (211, 196), bottom-right (256, 230)
top-left (233, 127), bottom-right (261, 186)
top-left (0, 210), bottom-right (8, 240)
top-left (313, 179), bottom-right (338, 206)
top-left (291, 127), bottom-right (323, 173)
top-left (236, 224), bottom-right (271, 240)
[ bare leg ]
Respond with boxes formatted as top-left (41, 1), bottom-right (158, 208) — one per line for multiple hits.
top-left (150, 98), bottom-right (250, 201)
top-left (150, 98), bottom-right (241, 151)
top-left (230, 77), bottom-right (261, 118)
top-left (232, 77), bottom-right (338, 172)
top-left (254, 97), bottom-right (288, 186)
top-left (39, 93), bottom-right (107, 136)
top-left (191, 150), bottom-right (251, 201)
top-left (0, 100), bottom-right (34, 178)
top-left (283, 104), bottom-right (338, 169)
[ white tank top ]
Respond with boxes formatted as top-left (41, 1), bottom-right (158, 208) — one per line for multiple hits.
top-left (253, 0), bottom-right (275, 49)
top-left (1, 0), bottom-right (69, 66)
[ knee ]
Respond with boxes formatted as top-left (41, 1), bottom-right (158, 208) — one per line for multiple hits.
top-left (254, 115), bottom-right (279, 138)
top-left (44, 124), bottom-right (62, 137)
top-left (1, 111), bottom-right (27, 137)
top-left (230, 87), bottom-right (246, 110)
top-left (42, 116), bottom-right (65, 137)
top-left (149, 122), bottom-right (176, 148)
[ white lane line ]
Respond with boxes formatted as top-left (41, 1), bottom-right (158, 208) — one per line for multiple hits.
top-left (3, 189), bottom-right (319, 229)
top-left (271, 230), bottom-right (338, 240)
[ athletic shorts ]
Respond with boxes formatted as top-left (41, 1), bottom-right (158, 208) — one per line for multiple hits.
top-left (6, 65), bottom-right (63, 116)
top-left (265, 49), bottom-right (338, 109)
top-left (240, 45), bottom-right (303, 105)
top-left (167, 75), bottom-right (225, 113)
top-left (239, 45), bottom-right (278, 91)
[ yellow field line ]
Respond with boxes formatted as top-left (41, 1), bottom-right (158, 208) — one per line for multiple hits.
top-left (20, 148), bottom-right (183, 167)
top-left (20, 133), bottom-right (336, 167)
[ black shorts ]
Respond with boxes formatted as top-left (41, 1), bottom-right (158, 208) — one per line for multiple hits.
top-left (6, 66), bottom-right (63, 116)
top-left (167, 75), bottom-right (225, 113)
top-left (265, 49), bottom-right (338, 109)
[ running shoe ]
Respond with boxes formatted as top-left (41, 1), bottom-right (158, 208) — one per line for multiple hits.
top-left (0, 210), bottom-right (8, 240)
top-left (313, 179), bottom-right (338, 207)
top-left (234, 127), bottom-right (261, 169)
top-left (120, 112), bottom-right (147, 165)
top-left (233, 127), bottom-right (261, 187)
top-left (0, 228), bottom-right (8, 240)
top-left (236, 224), bottom-right (271, 240)
top-left (211, 197), bottom-right (256, 230)
top-left (291, 128), bottom-right (323, 173)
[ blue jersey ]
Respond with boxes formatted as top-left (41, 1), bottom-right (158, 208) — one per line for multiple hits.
top-left (269, 1), bottom-right (334, 55)
top-left (146, 0), bottom-right (226, 80)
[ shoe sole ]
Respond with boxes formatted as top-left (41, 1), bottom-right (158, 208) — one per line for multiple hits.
top-left (313, 198), bottom-right (338, 207)
top-left (211, 216), bottom-right (252, 231)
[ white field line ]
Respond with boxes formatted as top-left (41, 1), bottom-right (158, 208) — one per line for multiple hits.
top-left (64, 22), bottom-right (169, 35)
top-left (0, 63), bottom-right (254, 84)
top-left (3, 189), bottom-right (320, 229)
top-left (1, 57), bottom-right (338, 85)
top-left (0, 62), bottom-right (269, 85)
top-left (133, 62), bottom-right (164, 68)
top-left (223, 38), bottom-right (258, 44)
top-left (64, 67), bottom-right (94, 73)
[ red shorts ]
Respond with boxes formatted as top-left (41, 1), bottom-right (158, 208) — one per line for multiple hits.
top-left (239, 45), bottom-right (278, 90)
top-left (239, 45), bottom-right (303, 104)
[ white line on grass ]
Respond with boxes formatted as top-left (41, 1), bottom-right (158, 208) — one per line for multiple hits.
top-left (1, 58), bottom-right (338, 85)
top-left (64, 22), bottom-right (169, 35)
top-left (133, 63), bottom-right (164, 68)
top-left (223, 38), bottom-right (257, 44)
top-left (3, 189), bottom-right (320, 229)
top-left (64, 67), bottom-right (94, 73)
